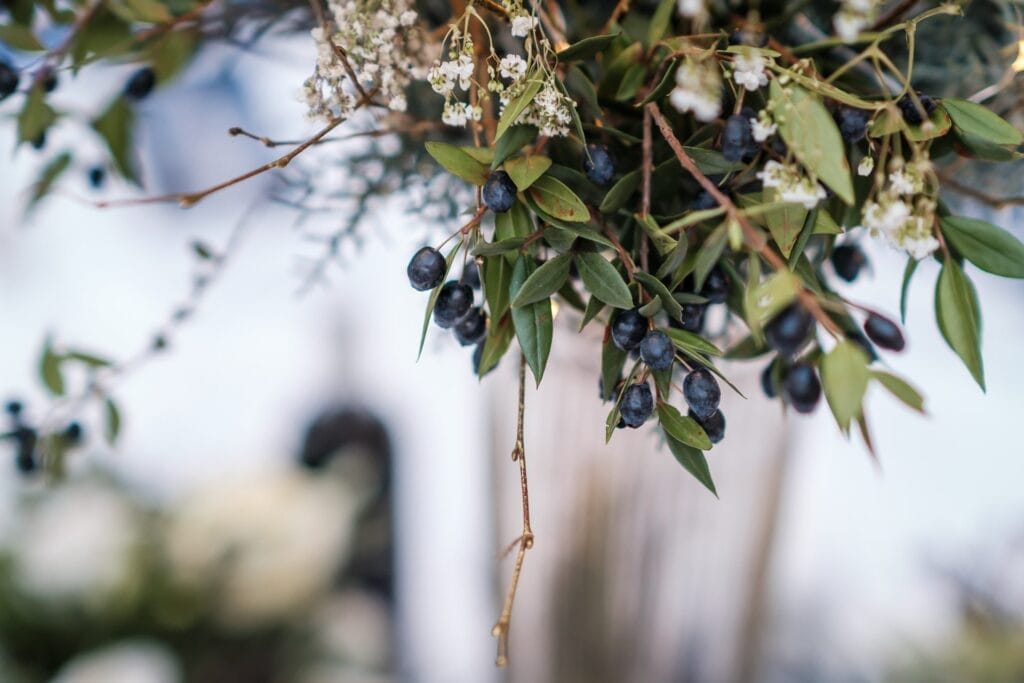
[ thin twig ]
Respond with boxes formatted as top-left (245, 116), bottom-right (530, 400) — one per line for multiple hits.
top-left (646, 103), bottom-right (842, 338)
top-left (492, 354), bottom-right (534, 668)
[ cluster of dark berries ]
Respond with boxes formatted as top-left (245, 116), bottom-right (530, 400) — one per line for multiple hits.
top-left (407, 247), bottom-right (489, 361)
top-left (722, 110), bottom-right (761, 162)
top-left (897, 92), bottom-right (937, 125)
top-left (835, 106), bottom-right (870, 144)
top-left (583, 144), bottom-right (616, 186)
top-left (1, 400), bottom-right (83, 475)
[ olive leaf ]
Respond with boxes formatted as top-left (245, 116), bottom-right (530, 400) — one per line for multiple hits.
top-left (575, 252), bottom-right (634, 309)
top-left (664, 433), bottom-right (717, 496)
top-left (511, 252), bottom-right (572, 307)
top-left (93, 97), bottom-right (139, 183)
top-left (556, 32), bottom-right (621, 62)
top-left (657, 403), bottom-right (712, 450)
top-left (527, 175), bottom-right (590, 223)
top-left (504, 155), bottom-right (552, 192)
top-left (634, 271), bottom-right (682, 321)
top-left (935, 258), bottom-right (985, 390)
top-left (496, 72), bottom-right (545, 141)
top-left (939, 216), bottom-right (1024, 279)
top-left (821, 340), bottom-right (870, 431)
top-left (417, 240), bottom-right (462, 360)
top-left (871, 371), bottom-right (925, 414)
top-left (40, 339), bottom-right (66, 396)
top-left (104, 398), bottom-right (122, 445)
top-left (510, 257), bottom-right (554, 385)
top-left (424, 141), bottom-right (489, 185)
top-left (942, 98), bottom-right (1023, 146)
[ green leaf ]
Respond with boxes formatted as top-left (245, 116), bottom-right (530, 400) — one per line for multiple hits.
top-left (105, 0), bottom-right (173, 23)
top-left (510, 253), bottom-right (572, 307)
top-left (104, 398), bottom-right (122, 445)
top-left (17, 86), bottom-right (58, 147)
top-left (638, 59), bottom-right (679, 106)
top-left (692, 223), bottom-right (728, 290)
top-left (762, 190), bottom-right (810, 257)
top-left (664, 434), bottom-right (717, 496)
top-left (871, 371), bottom-right (925, 413)
top-left (510, 257), bottom-right (554, 384)
top-left (868, 106), bottom-right (951, 141)
top-left (425, 141), bottom-right (488, 185)
top-left (504, 155), bottom-right (552, 192)
top-left (492, 125), bottom-right (537, 169)
top-left (496, 71), bottom-right (545, 141)
top-left (477, 315), bottom-right (514, 377)
top-left (770, 81), bottom-right (854, 205)
top-left (821, 340), bottom-right (870, 430)
top-left (556, 32), bottom-right (621, 62)
top-left (39, 339), bottom-right (65, 396)
top-left (664, 327), bottom-right (723, 357)
top-left (92, 98), bottom-right (139, 183)
top-left (575, 252), bottom-right (634, 309)
top-left (28, 152), bottom-right (72, 209)
top-left (0, 23), bottom-right (44, 50)
top-left (417, 240), bottom-right (462, 359)
top-left (657, 404), bottom-right (712, 450)
top-left (482, 255), bottom-right (513, 321)
top-left (939, 216), bottom-right (1024, 279)
top-left (634, 271), bottom-right (682, 321)
top-left (900, 257), bottom-right (917, 324)
top-left (942, 98), bottom-right (1022, 146)
top-left (600, 169), bottom-right (641, 213)
top-left (647, 0), bottom-right (677, 46)
top-left (527, 175), bottom-right (590, 223)
top-left (935, 258), bottom-right (985, 390)
top-left (600, 335), bottom-right (627, 401)
top-left (684, 147), bottom-right (745, 175)
top-left (634, 213), bottom-right (677, 256)
top-left (66, 350), bottom-right (113, 368)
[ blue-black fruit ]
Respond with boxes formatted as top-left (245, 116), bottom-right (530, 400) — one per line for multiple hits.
top-left (63, 422), bottom-right (83, 444)
top-left (863, 313), bottom-right (905, 352)
top-left (40, 67), bottom-right (57, 93)
top-left (124, 67), bottom-right (156, 100)
top-left (722, 114), bottom-right (753, 162)
top-left (88, 166), bottom-right (106, 189)
top-left (783, 363), bottom-right (821, 414)
top-left (583, 144), bottom-right (616, 186)
top-left (454, 307), bottom-right (488, 346)
top-left (0, 62), bottom-right (18, 100)
top-left (689, 408), bottom-right (726, 444)
top-left (683, 367), bottom-right (721, 421)
top-left (433, 281), bottom-right (473, 328)
top-left (483, 170), bottom-right (517, 213)
top-left (407, 246), bottom-right (446, 291)
top-left (4, 400), bottom-right (22, 417)
top-left (640, 330), bottom-right (675, 371)
top-left (610, 308), bottom-right (647, 352)
top-left (463, 260), bottom-right (481, 290)
top-left (765, 303), bottom-right (814, 357)
top-left (897, 92), bottom-right (936, 125)
top-left (670, 303), bottom-right (705, 333)
top-left (761, 363), bottom-right (779, 398)
top-left (620, 382), bottom-right (654, 428)
top-left (702, 265), bottom-right (730, 304)
top-left (835, 107), bottom-right (869, 143)
top-left (831, 244), bottom-right (866, 282)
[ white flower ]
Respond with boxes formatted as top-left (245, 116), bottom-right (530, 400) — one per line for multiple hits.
top-left (834, 0), bottom-right (879, 41)
top-left (757, 160), bottom-right (827, 210)
top-left (442, 101), bottom-right (481, 127)
top-left (669, 60), bottom-right (722, 122)
top-left (677, 0), bottom-right (705, 18)
top-left (750, 111), bottom-right (777, 142)
top-left (732, 54), bottom-right (769, 92)
top-left (498, 54), bottom-right (527, 81)
top-left (861, 196), bottom-right (939, 259)
top-left (888, 169), bottom-right (918, 195)
top-left (858, 156), bottom-right (875, 176)
top-left (52, 641), bottom-right (182, 683)
top-left (511, 14), bottom-right (538, 38)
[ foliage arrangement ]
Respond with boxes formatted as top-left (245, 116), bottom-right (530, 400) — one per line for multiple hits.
top-left (3, 0), bottom-right (1024, 666)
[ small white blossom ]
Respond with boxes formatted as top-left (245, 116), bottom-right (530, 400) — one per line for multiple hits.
top-left (511, 14), bottom-right (538, 38)
top-left (750, 111), bottom-right (777, 142)
top-left (732, 54), bottom-right (769, 92)
top-left (442, 101), bottom-right (481, 127)
top-left (669, 60), bottom-right (722, 122)
top-left (860, 196), bottom-right (938, 259)
top-left (498, 54), bottom-right (527, 81)
top-left (834, 0), bottom-right (879, 41)
top-left (677, 0), bottom-right (705, 18)
top-left (757, 160), bottom-right (827, 210)
top-left (858, 156), bottom-right (875, 176)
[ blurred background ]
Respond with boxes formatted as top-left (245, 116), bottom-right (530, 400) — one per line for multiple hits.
top-left (1, 11), bottom-right (1024, 683)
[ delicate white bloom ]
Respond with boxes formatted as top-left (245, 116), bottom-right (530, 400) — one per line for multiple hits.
top-left (164, 468), bottom-right (362, 629)
top-left (834, 0), bottom-right (879, 41)
top-left (858, 156), bottom-right (875, 176)
top-left (52, 641), bottom-right (182, 683)
top-left (511, 14), bottom-right (538, 37)
top-left (518, 83), bottom-right (575, 137)
top-left (888, 169), bottom-right (918, 195)
top-left (669, 60), bottom-right (722, 122)
top-left (757, 160), bottom-right (827, 210)
top-left (442, 101), bottom-right (481, 127)
top-left (750, 111), bottom-right (777, 142)
top-left (677, 0), bottom-right (705, 18)
top-left (732, 54), bottom-right (769, 91)
top-left (861, 196), bottom-right (939, 259)
top-left (498, 54), bottom-right (528, 81)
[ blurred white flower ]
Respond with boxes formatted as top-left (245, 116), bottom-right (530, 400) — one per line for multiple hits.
top-left (12, 482), bottom-right (142, 609)
top-left (750, 111), bottom-right (777, 142)
top-left (50, 640), bottom-right (181, 683)
top-left (732, 54), bottom-right (769, 91)
top-left (510, 15), bottom-right (538, 38)
top-left (757, 160), bottom-right (827, 210)
top-left (834, 0), bottom-right (879, 41)
top-left (669, 60), bottom-right (722, 122)
top-left (860, 196), bottom-right (939, 259)
top-left (858, 156), bottom-right (875, 176)
top-left (164, 468), bottom-right (361, 630)
top-left (677, 0), bottom-right (705, 18)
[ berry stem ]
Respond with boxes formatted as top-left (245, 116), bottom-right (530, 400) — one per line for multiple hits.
top-left (646, 103), bottom-right (843, 340)
top-left (493, 353), bottom-right (534, 668)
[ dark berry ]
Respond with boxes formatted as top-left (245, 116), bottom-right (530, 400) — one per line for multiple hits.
top-left (761, 363), bottom-right (779, 398)
top-left (689, 408), bottom-right (725, 445)
top-left (691, 190), bottom-right (718, 210)
top-left (407, 246), bottom-right (446, 291)
top-left (0, 61), bottom-right (18, 101)
top-left (765, 303), bottom-right (814, 357)
top-left (40, 67), bottom-right (57, 93)
top-left (610, 308), bottom-right (648, 352)
top-left (482, 170), bottom-right (517, 213)
top-left (863, 313), bottom-right (905, 352)
top-left (897, 92), bottom-right (936, 125)
top-left (583, 144), bottom-right (615, 186)
top-left (4, 400), bottom-right (22, 417)
top-left (831, 244), bottom-right (866, 283)
top-left (454, 307), bottom-right (488, 346)
top-left (783, 363), bottom-right (821, 414)
top-left (619, 382), bottom-right (654, 428)
top-left (835, 107), bottom-right (869, 143)
top-left (722, 114), bottom-right (753, 162)
top-left (124, 67), bottom-right (156, 100)
top-left (670, 303), bottom-right (705, 333)
top-left (433, 281), bottom-right (473, 328)
top-left (701, 265), bottom-right (730, 304)
top-left (683, 367), bottom-right (721, 421)
top-left (13, 426), bottom-right (37, 473)
top-left (63, 422), bottom-right (83, 444)
top-left (462, 260), bottom-right (481, 290)
top-left (88, 166), bottom-right (106, 189)
top-left (640, 330), bottom-right (675, 371)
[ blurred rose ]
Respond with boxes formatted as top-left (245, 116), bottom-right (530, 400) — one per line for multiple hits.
top-left (164, 468), bottom-right (361, 629)
top-left (49, 640), bottom-right (181, 683)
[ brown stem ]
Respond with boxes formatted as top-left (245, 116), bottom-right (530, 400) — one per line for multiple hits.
top-left (602, 0), bottom-right (631, 33)
top-left (646, 103), bottom-right (842, 338)
top-left (492, 354), bottom-right (534, 668)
